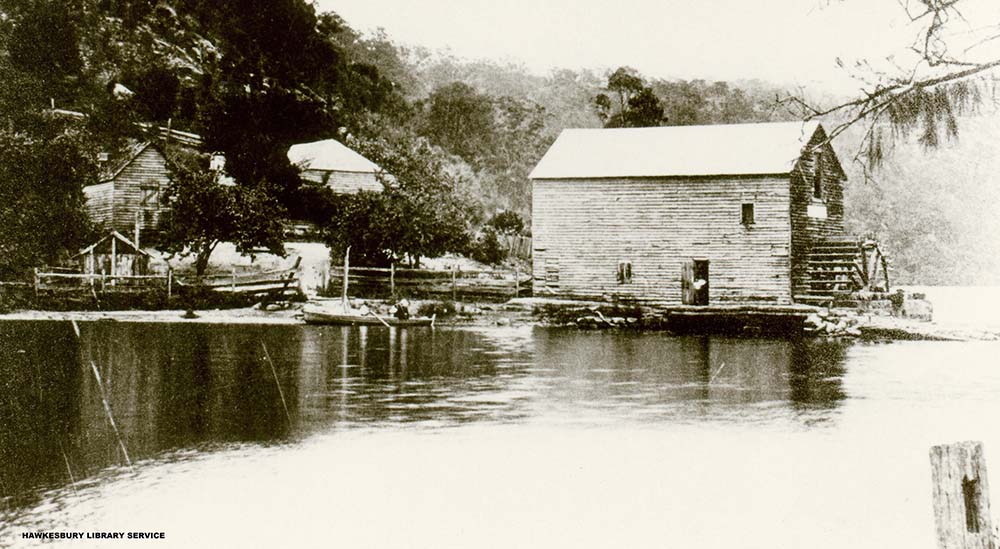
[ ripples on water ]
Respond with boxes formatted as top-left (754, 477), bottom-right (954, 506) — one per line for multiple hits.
top-left (1, 320), bottom-right (999, 548)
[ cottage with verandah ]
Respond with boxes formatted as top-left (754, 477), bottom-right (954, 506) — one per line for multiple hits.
top-left (529, 121), bottom-right (885, 305)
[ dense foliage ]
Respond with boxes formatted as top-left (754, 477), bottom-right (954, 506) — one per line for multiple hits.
top-left (0, 115), bottom-right (97, 278)
top-left (159, 152), bottom-right (286, 276)
top-left (594, 67), bottom-right (665, 127)
top-left (322, 128), bottom-right (479, 267)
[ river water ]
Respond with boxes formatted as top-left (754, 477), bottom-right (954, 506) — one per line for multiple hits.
top-left (1, 312), bottom-right (999, 548)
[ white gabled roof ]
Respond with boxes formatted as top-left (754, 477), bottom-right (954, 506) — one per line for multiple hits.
top-left (529, 121), bottom-right (824, 179)
top-left (287, 139), bottom-right (382, 173)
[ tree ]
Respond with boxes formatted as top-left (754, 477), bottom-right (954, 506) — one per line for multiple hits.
top-left (0, 114), bottom-right (97, 278)
top-left (420, 82), bottom-right (496, 162)
top-left (159, 152), bottom-right (286, 276)
top-left (593, 67), bottom-right (664, 127)
top-left (785, 0), bottom-right (1000, 173)
top-left (324, 126), bottom-right (479, 267)
top-left (487, 210), bottom-right (526, 236)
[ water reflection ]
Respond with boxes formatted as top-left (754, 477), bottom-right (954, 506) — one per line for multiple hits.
top-left (530, 330), bottom-right (847, 423)
top-left (0, 321), bottom-right (849, 508)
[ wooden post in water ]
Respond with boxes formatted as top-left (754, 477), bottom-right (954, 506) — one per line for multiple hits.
top-left (390, 262), bottom-right (396, 299)
top-left (33, 268), bottom-right (39, 297)
top-left (167, 269), bottom-right (172, 299)
top-left (231, 266), bottom-right (236, 292)
top-left (513, 265), bottom-right (519, 298)
top-left (930, 441), bottom-right (995, 549)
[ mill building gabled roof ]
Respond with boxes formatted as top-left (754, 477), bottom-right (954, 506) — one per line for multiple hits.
top-left (529, 121), bottom-right (844, 180)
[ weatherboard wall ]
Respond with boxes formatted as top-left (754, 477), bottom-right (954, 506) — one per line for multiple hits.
top-left (83, 182), bottom-right (114, 227)
top-left (300, 169), bottom-right (382, 194)
top-left (109, 146), bottom-right (171, 236)
top-left (531, 175), bottom-right (793, 304)
top-left (789, 129), bottom-right (847, 296)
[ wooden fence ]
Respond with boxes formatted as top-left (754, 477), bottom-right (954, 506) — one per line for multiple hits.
top-left (323, 264), bottom-right (532, 301)
top-left (31, 266), bottom-right (302, 300)
top-left (500, 235), bottom-right (532, 260)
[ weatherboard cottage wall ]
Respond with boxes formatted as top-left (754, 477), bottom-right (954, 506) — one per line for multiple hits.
top-left (299, 169), bottom-right (382, 194)
top-left (84, 144), bottom-right (172, 236)
top-left (288, 139), bottom-right (385, 195)
top-left (111, 145), bottom-right (171, 235)
top-left (531, 175), bottom-right (793, 304)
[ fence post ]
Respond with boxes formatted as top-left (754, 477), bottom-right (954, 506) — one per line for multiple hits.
top-left (231, 267), bottom-right (236, 292)
top-left (513, 265), bottom-right (519, 298)
top-left (930, 441), bottom-right (994, 549)
top-left (390, 262), bottom-right (396, 299)
top-left (33, 268), bottom-right (39, 297)
top-left (451, 264), bottom-right (457, 302)
top-left (167, 269), bottom-right (172, 299)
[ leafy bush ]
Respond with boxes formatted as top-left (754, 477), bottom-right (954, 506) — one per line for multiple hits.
top-left (0, 115), bottom-right (97, 279)
top-left (487, 210), bottom-right (525, 235)
top-left (468, 227), bottom-right (507, 266)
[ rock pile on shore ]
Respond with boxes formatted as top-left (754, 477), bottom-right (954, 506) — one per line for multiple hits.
top-left (803, 309), bottom-right (862, 337)
top-left (575, 313), bottom-right (639, 329)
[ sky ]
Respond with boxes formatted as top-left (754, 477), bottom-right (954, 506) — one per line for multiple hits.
top-left (316, 0), bottom-right (933, 94)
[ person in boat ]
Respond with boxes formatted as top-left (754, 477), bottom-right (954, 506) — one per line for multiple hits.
top-left (394, 299), bottom-right (411, 320)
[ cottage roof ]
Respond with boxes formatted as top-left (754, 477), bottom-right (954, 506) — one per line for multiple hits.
top-left (287, 139), bottom-right (382, 173)
top-left (97, 126), bottom-right (205, 183)
top-left (530, 121), bottom-right (833, 179)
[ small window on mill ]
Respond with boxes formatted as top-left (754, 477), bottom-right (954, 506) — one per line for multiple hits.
top-left (617, 261), bottom-right (632, 284)
top-left (741, 203), bottom-right (755, 225)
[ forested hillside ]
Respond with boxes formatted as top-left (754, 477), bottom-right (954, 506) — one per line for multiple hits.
top-left (837, 112), bottom-right (1000, 285)
top-left (0, 0), bottom-right (993, 282)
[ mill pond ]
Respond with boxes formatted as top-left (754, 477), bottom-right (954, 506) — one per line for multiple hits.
top-left (1, 301), bottom-right (999, 548)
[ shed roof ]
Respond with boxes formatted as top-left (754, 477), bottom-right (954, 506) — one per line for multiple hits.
top-left (287, 139), bottom-right (382, 173)
top-left (73, 231), bottom-right (150, 258)
top-left (529, 121), bottom-right (828, 179)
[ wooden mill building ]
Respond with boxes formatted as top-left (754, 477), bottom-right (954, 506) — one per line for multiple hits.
top-left (529, 121), bottom-right (860, 305)
top-left (287, 138), bottom-right (385, 194)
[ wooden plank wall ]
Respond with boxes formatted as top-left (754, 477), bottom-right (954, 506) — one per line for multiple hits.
top-left (301, 170), bottom-right (383, 194)
top-left (532, 175), bottom-right (793, 304)
top-left (789, 127), bottom-right (847, 297)
top-left (111, 146), bottom-right (171, 236)
top-left (83, 182), bottom-right (114, 226)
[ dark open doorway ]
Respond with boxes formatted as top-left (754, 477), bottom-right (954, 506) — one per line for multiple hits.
top-left (681, 259), bottom-right (710, 305)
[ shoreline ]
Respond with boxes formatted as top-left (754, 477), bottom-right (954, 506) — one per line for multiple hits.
top-left (1, 301), bottom-right (998, 341)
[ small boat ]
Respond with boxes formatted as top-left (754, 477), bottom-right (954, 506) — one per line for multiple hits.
top-left (302, 305), bottom-right (435, 327)
top-left (304, 247), bottom-right (435, 327)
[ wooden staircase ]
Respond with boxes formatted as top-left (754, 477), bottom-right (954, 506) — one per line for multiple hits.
top-left (794, 238), bottom-right (890, 306)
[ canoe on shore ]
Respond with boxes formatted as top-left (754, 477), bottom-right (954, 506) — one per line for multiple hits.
top-left (303, 307), bottom-right (434, 327)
